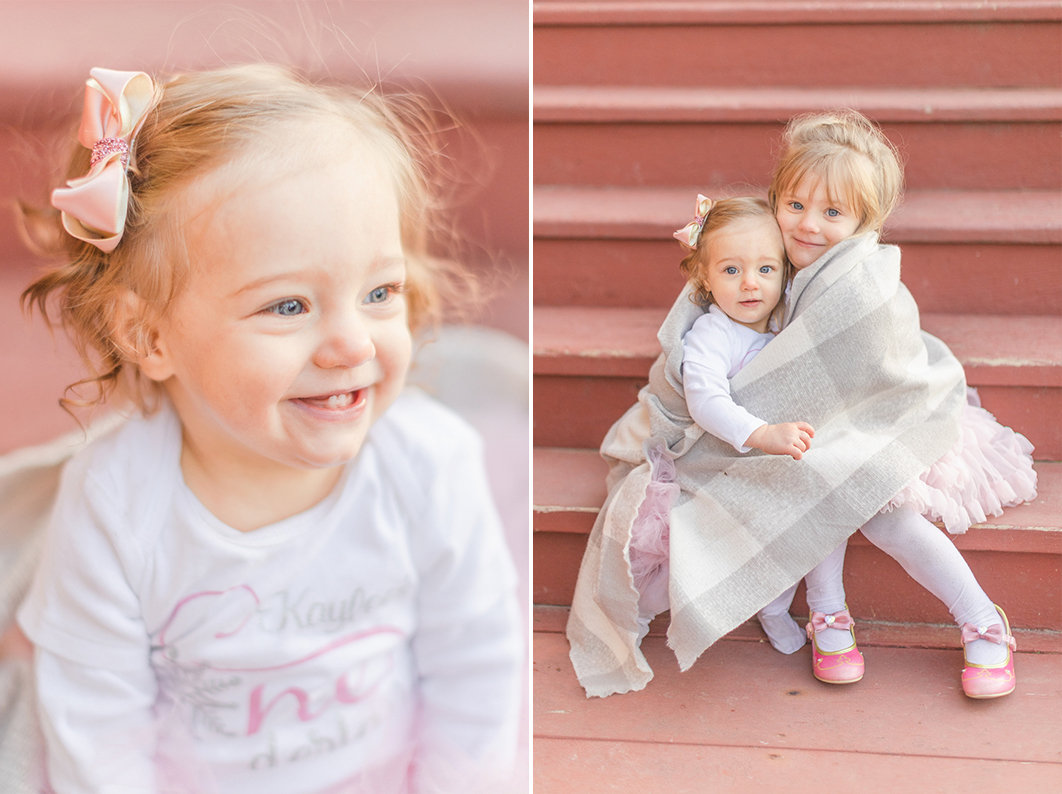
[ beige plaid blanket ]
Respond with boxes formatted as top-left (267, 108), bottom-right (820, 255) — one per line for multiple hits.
top-left (567, 232), bottom-right (968, 697)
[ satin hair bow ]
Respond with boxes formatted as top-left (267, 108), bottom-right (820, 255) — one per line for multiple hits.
top-left (808, 609), bottom-right (854, 634)
top-left (961, 622), bottom-right (1017, 649)
top-left (672, 194), bottom-right (713, 249)
top-left (50, 68), bottom-right (155, 252)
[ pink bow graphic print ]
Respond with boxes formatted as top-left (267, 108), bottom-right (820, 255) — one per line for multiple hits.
top-left (51, 68), bottom-right (155, 252)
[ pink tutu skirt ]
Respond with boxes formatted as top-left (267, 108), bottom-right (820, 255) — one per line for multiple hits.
top-left (629, 442), bottom-right (678, 596)
top-left (884, 390), bottom-right (1037, 534)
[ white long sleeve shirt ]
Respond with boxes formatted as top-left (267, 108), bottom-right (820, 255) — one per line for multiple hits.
top-left (681, 304), bottom-right (776, 452)
top-left (18, 390), bottom-right (521, 794)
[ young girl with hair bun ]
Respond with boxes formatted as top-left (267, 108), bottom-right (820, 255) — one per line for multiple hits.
top-left (766, 109), bottom-right (1036, 697)
top-left (16, 65), bottom-right (521, 792)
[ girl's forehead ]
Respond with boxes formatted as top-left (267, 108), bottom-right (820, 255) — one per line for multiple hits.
top-left (784, 172), bottom-right (856, 211)
top-left (182, 131), bottom-right (393, 222)
top-left (704, 214), bottom-right (783, 255)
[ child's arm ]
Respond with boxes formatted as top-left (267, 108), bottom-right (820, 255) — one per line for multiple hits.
top-left (683, 312), bottom-right (813, 460)
top-left (33, 650), bottom-right (159, 793)
top-left (17, 460), bottom-right (159, 793)
top-left (409, 424), bottom-right (522, 788)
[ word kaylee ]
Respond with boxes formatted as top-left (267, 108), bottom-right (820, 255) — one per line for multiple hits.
top-left (258, 581), bottom-right (413, 634)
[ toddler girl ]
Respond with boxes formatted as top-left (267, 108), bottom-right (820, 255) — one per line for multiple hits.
top-left (630, 197), bottom-right (817, 644)
top-left (765, 109), bottom-right (1036, 697)
top-left (16, 66), bottom-right (522, 792)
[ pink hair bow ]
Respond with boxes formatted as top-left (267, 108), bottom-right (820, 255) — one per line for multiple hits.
top-left (961, 622), bottom-right (1016, 650)
top-left (51, 68), bottom-right (155, 252)
top-left (672, 194), bottom-right (713, 250)
top-left (808, 609), bottom-right (854, 635)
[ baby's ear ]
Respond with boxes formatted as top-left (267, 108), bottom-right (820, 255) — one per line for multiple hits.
top-left (110, 289), bottom-right (172, 383)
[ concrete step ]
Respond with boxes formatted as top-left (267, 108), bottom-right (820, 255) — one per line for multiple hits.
top-left (532, 449), bottom-right (1062, 629)
top-left (533, 86), bottom-right (1062, 190)
top-left (533, 307), bottom-right (1062, 457)
top-left (533, 186), bottom-right (1062, 314)
top-left (534, 605), bottom-right (1062, 794)
top-left (535, 1), bottom-right (1062, 89)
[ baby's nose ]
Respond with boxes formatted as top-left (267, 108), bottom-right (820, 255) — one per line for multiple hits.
top-left (314, 313), bottom-right (375, 369)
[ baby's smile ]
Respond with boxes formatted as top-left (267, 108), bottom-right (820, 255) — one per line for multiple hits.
top-left (293, 388), bottom-right (368, 414)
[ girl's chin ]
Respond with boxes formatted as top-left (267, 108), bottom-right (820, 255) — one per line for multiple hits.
top-left (287, 441), bottom-right (367, 471)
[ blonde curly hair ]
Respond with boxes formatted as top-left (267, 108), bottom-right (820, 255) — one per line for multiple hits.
top-left (22, 64), bottom-right (475, 412)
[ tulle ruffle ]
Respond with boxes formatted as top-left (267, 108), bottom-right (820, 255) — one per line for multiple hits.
top-left (883, 391), bottom-right (1037, 534)
top-left (629, 441), bottom-right (679, 595)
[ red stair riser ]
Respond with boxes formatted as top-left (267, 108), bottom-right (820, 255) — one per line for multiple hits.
top-left (535, 22), bottom-right (1062, 89)
top-left (534, 374), bottom-right (645, 448)
top-left (532, 532), bottom-right (1061, 630)
top-left (534, 122), bottom-right (1062, 190)
top-left (533, 240), bottom-right (1062, 315)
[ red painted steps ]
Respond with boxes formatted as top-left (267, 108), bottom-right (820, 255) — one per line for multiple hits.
top-left (535, 1), bottom-right (1062, 89)
top-left (533, 307), bottom-right (1062, 457)
top-left (533, 2), bottom-right (1062, 783)
top-left (534, 605), bottom-right (1062, 794)
top-left (533, 186), bottom-right (1062, 313)
top-left (532, 450), bottom-right (1062, 629)
top-left (534, 87), bottom-right (1062, 190)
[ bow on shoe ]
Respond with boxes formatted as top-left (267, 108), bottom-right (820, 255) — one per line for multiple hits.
top-left (51, 68), bottom-right (155, 252)
top-left (672, 194), bottom-right (713, 249)
top-left (808, 609), bottom-right (854, 635)
top-left (961, 622), bottom-right (1017, 650)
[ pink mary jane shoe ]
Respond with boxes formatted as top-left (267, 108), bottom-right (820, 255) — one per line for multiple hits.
top-left (806, 608), bottom-right (864, 685)
top-left (961, 605), bottom-right (1017, 699)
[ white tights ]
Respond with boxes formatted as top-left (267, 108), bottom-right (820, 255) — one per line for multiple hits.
top-left (758, 506), bottom-right (1006, 663)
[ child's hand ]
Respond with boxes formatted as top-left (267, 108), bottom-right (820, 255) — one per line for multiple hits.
top-left (746, 422), bottom-right (815, 460)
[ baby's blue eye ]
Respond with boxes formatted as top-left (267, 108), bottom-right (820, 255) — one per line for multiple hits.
top-left (724, 266), bottom-right (738, 275)
top-left (759, 265), bottom-right (774, 274)
top-left (269, 299), bottom-right (306, 316)
top-left (827, 208), bottom-right (840, 217)
top-left (365, 286), bottom-right (392, 304)
top-left (790, 201), bottom-right (804, 211)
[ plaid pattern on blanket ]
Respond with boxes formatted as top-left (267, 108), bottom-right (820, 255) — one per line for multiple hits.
top-left (567, 233), bottom-right (968, 697)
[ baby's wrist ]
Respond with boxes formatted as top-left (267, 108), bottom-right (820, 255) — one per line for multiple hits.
top-left (744, 423), bottom-right (769, 450)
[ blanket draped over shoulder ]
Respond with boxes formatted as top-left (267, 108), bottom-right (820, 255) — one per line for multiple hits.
top-left (566, 232), bottom-right (968, 698)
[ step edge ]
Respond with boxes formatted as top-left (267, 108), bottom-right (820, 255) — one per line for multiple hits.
top-left (534, 1), bottom-right (1062, 27)
top-left (534, 85), bottom-right (1062, 123)
top-left (533, 308), bottom-right (1062, 366)
top-left (532, 604), bottom-right (1062, 653)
